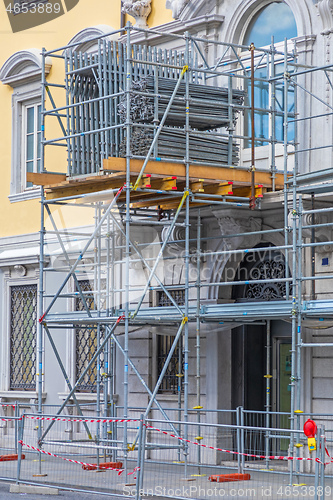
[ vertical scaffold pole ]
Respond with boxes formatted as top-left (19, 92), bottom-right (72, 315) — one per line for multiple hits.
top-left (294, 50), bottom-right (302, 479)
top-left (104, 212), bottom-right (111, 454)
top-left (38, 47), bottom-right (47, 474)
top-left (183, 31), bottom-right (190, 479)
top-left (283, 40), bottom-right (290, 301)
top-left (269, 37), bottom-right (276, 192)
top-left (287, 38), bottom-right (297, 486)
top-left (95, 203), bottom-right (102, 465)
top-left (195, 210), bottom-right (202, 473)
top-left (296, 196), bottom-right (303, 421)
top-left (265, 320), bottom-right (271, 470)
top-left (249, 43), bottom-right (256, 210)
top-left (124, 21), bottom-right (132, 473)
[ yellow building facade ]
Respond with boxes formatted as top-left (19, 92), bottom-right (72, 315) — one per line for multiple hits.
top-left (0, 0), bottom-right (172, 238)
top-left (1, 0), bottom-right (333, 466)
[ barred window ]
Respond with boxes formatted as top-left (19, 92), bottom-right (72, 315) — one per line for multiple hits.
top-left (10, 284), bottom-right (37, 390)
top-left (157, 335), bottom-right (183, 394)
top-left (75, 280), bottom-right (103, 392)
top-left (157, 288), bottom-right (185, 307)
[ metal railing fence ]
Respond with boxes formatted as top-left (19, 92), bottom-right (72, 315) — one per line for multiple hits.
top-left (0, 407), bottom-right (332, 499)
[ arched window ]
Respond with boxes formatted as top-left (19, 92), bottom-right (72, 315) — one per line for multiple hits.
top-left (243, 2), bottom-right (297, 48)
top-left (243, 3), bottom-right (297, 147)
top-left (232, 244), bottom-right (290, 301)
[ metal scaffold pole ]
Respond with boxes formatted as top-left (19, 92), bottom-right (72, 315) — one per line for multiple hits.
top-left (37, 47), bottom-right (48, 475)
top-left (269, 37), bottom-right (276, 191)
top-left (265, 319), bottom-right (271, 470)
top-left (195, 209), bottom-right (202, 473)
top-left (183, 31), bottom-right (190, 479)
top-left (287, 37), bottom-right (298, 486)
top-left (123, 21), bottom-right (132, 473)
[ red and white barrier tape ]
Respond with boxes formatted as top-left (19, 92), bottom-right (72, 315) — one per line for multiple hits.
top-left (18, 440), bottom-right (139, 476)
top-left (145, 424), bottom-right (329, 465)
top-left (26, 416), bottom-right (140, 424)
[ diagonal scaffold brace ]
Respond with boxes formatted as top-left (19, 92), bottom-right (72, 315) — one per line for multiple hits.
top-left (131, 190), bottom-right (189, 320)
top-left (38, 184), bottom-right (124, 324)
top-left (39, 313), bottom-right (125, 445)
top-left (43, 324), bottom-right (93, 440)
top-left (129, 316), bottom-right (188, 449)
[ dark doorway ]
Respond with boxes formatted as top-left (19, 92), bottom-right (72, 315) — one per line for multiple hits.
top-left (231, 324), bottom-right (266, 411)
top-left (230, 244), bottom-right (291, 457)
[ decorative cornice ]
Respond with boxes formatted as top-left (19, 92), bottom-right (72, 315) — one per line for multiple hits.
top-left (8, 186), bottom-right (41, 204)
top-left (166, 0), bottom-right (217, 22)
top-left (65, 25), bottom-right (119, 53)
top-left (123, 14), bottom-right (224, 45)
top-left (0, 49), bottom-right (51, 88)
top-left (0, 246), bottom-right (41, 267)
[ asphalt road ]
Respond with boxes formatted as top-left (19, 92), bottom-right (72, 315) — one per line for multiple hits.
top-left (0, 482), bottom-right (119, 499)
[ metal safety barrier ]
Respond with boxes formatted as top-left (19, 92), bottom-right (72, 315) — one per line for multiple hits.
top-left (0, 408), bottom-right (331, 498)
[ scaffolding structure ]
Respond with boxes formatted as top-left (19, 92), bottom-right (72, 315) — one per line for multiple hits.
top-left (29, 23), bottom-right (333, 479)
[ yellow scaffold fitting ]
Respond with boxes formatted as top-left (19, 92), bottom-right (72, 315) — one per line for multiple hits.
top-left (195, 436), bottom-right (203, 441)
top-left (182, 316), bottom-right (188, 325)
top-left (295, 443), bottom-right (303, 448)
top-left (264, 374), bottom-right (272, 378)
top-left (176, 374), bottom-right (184, 377)
top-left (127, 443), bottom-right (135, 451)
top-left (193, 406), bottom-right (203, 409)
top-left (181, 65), bottom-right (189, 75)
top-left (294, 410), bottom-right (304, 414)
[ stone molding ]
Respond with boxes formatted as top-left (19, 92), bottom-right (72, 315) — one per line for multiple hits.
top-left (317, 0), bottom-right (333, 35)
top-left (0, 49), bottom-right (51, 88)
top-left (122, 14), bottom-right (224, 45)
top-left (212, 211), bottom-right (262, 250)
top-left (65, 25), bottom-right (119, 53)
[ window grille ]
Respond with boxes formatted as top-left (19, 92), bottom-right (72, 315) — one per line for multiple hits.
top-left (75, 280), bottom-right (103, 392)
top-left (10, 284), bottom-right (37, 390)
top-left (157, 335), bottom-right (183, 394)
top-left (157, 288), bottom-right (185, 307)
